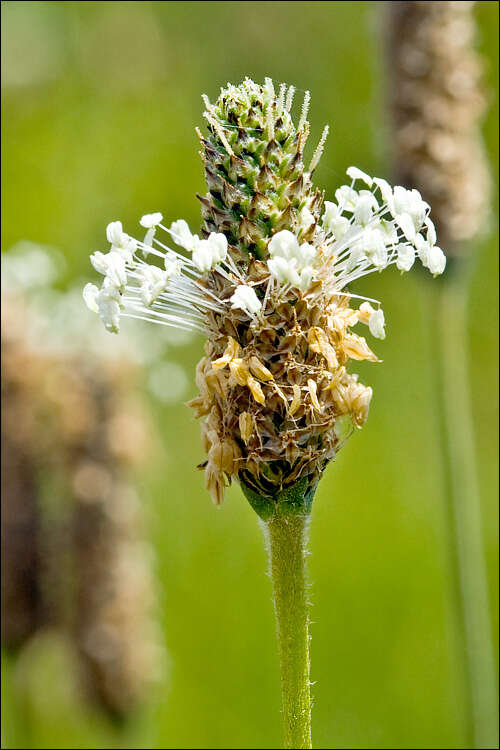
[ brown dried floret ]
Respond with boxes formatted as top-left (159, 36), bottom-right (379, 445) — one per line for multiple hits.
top-left (190, 287), bottom-right (376, 504)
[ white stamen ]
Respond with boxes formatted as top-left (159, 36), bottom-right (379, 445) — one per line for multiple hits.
top-left (140, 212), bottom-right (163, 229)
top-left (346, 167), bottom-right (373, 187)
top-left (230, 285), bottom-right (262, 317)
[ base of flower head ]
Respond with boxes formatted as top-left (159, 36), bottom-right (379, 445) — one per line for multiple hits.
top-left (188, 290), bottom-right (374, 507)
top-left (239, 470), bottom-right (320, 520)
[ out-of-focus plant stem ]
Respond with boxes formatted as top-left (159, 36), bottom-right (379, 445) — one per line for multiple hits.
top-left (265, 513), bottom-right (312, 749)
top-left (430, 265), bottom-right (498, 749)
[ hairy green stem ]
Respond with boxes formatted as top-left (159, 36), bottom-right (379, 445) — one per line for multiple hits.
top-left (431, 268), bottom-right (498, 749)
top-left (264, 513), bottom-right (312, 749)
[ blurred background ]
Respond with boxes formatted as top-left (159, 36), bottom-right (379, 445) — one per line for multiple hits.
top-left (1, 2), bottom-right (498, 748)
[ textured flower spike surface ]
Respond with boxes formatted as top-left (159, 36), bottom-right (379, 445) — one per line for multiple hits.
top-left (84, 78), bottom-right (445, 749)
top-left (84, 77), bottom-right (445, 514)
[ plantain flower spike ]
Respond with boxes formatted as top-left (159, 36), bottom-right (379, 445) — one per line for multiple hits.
top-left (84, 78), bottom-right (445, 515)
top-left (387, 1), bottom-right (491, 254)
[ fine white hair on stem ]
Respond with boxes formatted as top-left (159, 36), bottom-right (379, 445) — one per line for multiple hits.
top-left (285, 85), bottom-right (295, 113)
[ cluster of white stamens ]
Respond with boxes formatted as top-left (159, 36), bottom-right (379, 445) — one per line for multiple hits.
top-left (84, 215), bottom-right (225, 334)
top-left (319, 168), bottom-right (446, 287)
top-left (83, 167), bottom-right (445, 339)
top-left (267, 231), bottom-right (316, 292)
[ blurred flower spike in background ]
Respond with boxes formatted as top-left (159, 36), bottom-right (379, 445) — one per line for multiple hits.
top-left (2, 249), bottom-right (167, 720)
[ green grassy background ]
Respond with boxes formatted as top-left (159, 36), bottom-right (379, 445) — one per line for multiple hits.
top-left (1, 2), bottom-right (498, 748)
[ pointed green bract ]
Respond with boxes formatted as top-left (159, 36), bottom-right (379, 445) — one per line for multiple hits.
top-left (240, 475), bottom-right (319, 520)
